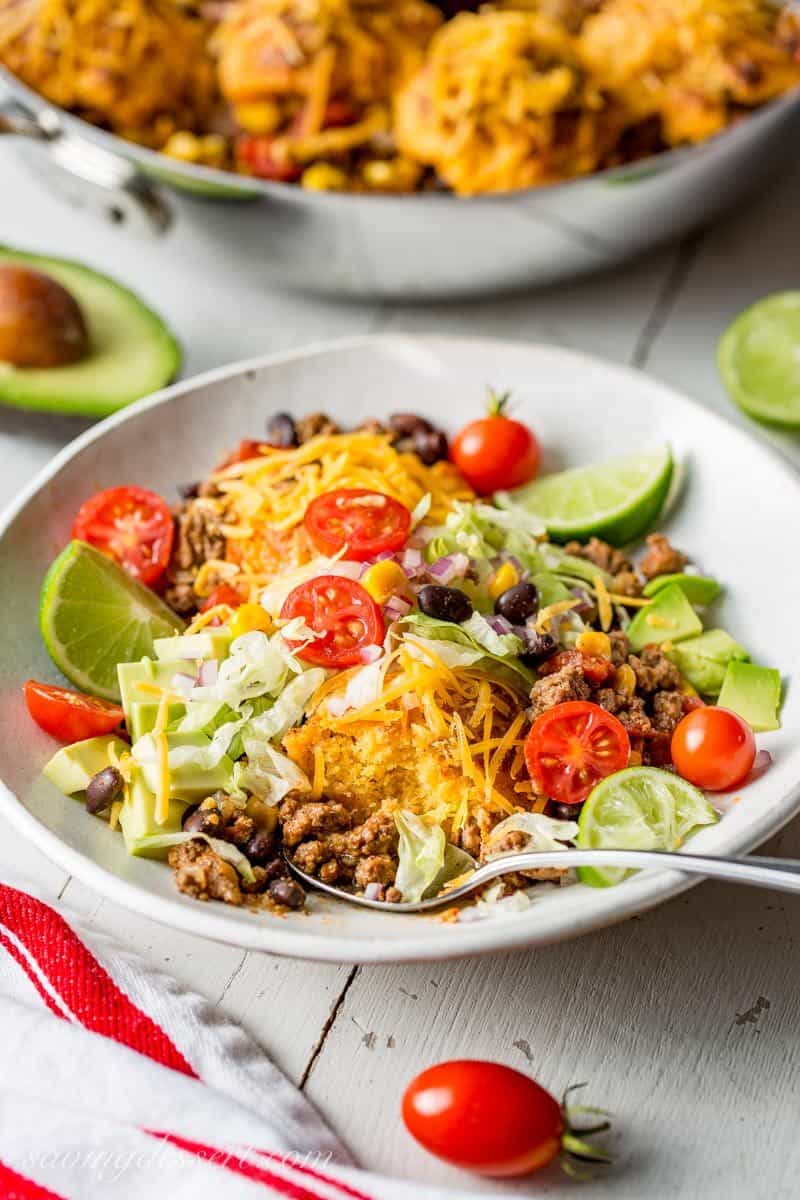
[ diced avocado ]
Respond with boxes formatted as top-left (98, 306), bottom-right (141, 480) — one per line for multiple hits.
top-left (717, 662), bottom-right (782, 732)
top-left (117, 658), bottom-right (196, 724)
top-left (153, 630), bottom-right (231, 662)
top-left (43, 734), bottom-right (129, 797)
top-left (668, 629), bottom-right (749, 697)
top-left (642, 573), bottom-right (722, 606)
top-left (627, 583), bottom-right (702, 652)
top-left (119, 769), bottom-right (186, 856)
top-left (133, 731), bottom-right (234, 800)
top-left (129, 699), bottom-right (186, 742)
top-left (0, 248), bottom-right (180, 418)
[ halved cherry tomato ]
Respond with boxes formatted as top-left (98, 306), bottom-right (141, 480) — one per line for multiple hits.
top-left (450, 391), bottom-right (541, 496)
top-left (671, 706), bottom-right (756, 791)
top-left (237, 135), bottom-right (303, 182)
top-left (402, 1060), bottom-right (564, 1177)
top-left (525, 700), bottom-right (630, 807)
top-left (303, 489), bottom-right (411, 562)
top-left (72, 486), bottom-right (174, 586)
top-left (24, 680), bottom-right (124, 744)
top-left (201, 585), bottom-right (245, 612)
top-left (280, 575), bottom-right (384, 668)
top-left (217, 439), bottom-right (265, 469)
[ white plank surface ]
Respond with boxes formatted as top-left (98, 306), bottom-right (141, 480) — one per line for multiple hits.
top-left (2, 140), bottom-right (800, 1198)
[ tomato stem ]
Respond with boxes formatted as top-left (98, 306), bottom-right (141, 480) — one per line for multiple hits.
top-left (486, 387), bottom-right (512, 418)
top-left (558, 1082), bottom-right (614, 1177)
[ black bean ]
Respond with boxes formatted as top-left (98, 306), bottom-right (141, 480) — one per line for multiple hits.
top-left (551, 802), bottom-right (581, 821)
top-left (245, 829), bottom-right (277, 866)
top-left (182, 805), bottom-right (220, 836)
top-left (269, 877), bottom-right (305, 909)
top-left (178, 481), bottom-right (200, 500)
top-left (265, 411), bottom-right (298, 448)
top-left (85, 766), bottom-right (123, 815)
top-left (262, 857), bottom-right (290, 884)
top-left (389, 412), bottom-right (433, 437)
top-left (520, 631), bottom-right (557, 667)
top-left (413, 428), bottom-right (449, 466)
top-left (418, 584), bottom-right (473, 624)
top-left (495, 581), bottom-right (539, 624)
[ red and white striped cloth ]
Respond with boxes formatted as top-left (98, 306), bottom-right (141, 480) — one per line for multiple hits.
top-left (0, 874), bottom-right (519, 1200)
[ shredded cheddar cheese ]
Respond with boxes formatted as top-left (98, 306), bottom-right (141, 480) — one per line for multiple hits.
top-left (593, 573), bottom-right (613, 632)
top-left (535, 598), bottom-right (580, 632)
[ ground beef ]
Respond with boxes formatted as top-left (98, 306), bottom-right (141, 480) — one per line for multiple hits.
top-left (528, 659), bottom-right (590, 719)
top-left (638, 533), bottom-right (688, 580)
top-left (564, 537), bottom-right (643, 596)
top-left (295, 412), bottom-right (341, 443)
top-left (629, 645), bottom-right (682, 693)
top-left (169, 839), bottom-right (244, 906)
top-left (163, 498), bottom-right (226, 615)
top-left (610, 570), bottom-right (643, 598)
top-left (280, 796), bottom-right (400, 891)
top-left (609, 631), bottom-right (630, 666)
top-left (652, 690), bottom-right (685, 733)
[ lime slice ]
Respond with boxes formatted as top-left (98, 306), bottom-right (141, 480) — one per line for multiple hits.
top-left (718, 292), bottom-right (800, 428)
top-left (40, 541), bottom-right (184, 701)
top-left (576, 766), bottom-right (718, 888)
top-left (507, 446), bottom-right (673, 546)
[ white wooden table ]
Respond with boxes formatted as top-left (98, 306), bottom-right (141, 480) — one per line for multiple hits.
top-left (3, 146), bottom-right (800, 1199)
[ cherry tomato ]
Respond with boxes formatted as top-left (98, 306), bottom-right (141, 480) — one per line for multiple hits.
top-left (280, 575), bottom-right (385, 668)
top-left (450, 391), bottom-right (541, 496)
top-left (24, 680), bottom-right (124, 743)
top-left (237, 135), bottom-right (302, 182)
top-left (402, 1060), bottom-right (564, 1177)
top-left (671, 706), bottom-right (756, 791)
top-left (525, 700), bottom-right (630, 807)
top-left (72, 486), bottom-right (174, 586)
top-left (303, 489), bottom-right (411, 562)
top-left (217, 439), bottom-right (265, 469)
top-left (201, 585), bottom-right (245, 612)
top-left (323, 99), bottom-right (358, 127)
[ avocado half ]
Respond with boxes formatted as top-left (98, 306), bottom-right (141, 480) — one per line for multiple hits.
top-left (0, 248), bottom-right (181, 417)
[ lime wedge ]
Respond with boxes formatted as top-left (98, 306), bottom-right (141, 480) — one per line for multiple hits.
top-left (40, 541), bottom-right (184, 701)
top-left (506, 446), bottom-right (673, 546)
top-left (718, 292), bottom-right (800, 428)
top-left (576, 766), bottom-right (717, 888)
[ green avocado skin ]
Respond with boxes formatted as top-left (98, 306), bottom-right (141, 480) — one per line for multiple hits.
top-left (0, 247), bottom-right (180, 417)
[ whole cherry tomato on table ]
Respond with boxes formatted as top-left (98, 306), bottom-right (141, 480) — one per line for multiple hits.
top-left (72, 486), bottom-right (174, 587)
top-left (24, 681), bottom-right (124, 743)
top-left (671, 706), bottom-right (756, 791)
top-left (525, 700), bottom-right (630, 807)
top-left (303, 489), bottom-right (411, 561)
top-left (402, 1061), bottom-right (610, 1178)
top-left (450, 390), bottom-right (541, 495)
top-left (280, 575), bottom-right (385, 668)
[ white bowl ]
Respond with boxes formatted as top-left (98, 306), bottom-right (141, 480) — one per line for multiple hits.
top-left (1, 336), bottom-right (797, 962)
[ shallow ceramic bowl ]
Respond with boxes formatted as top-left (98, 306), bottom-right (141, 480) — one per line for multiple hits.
top-left (0, 336), bottom-right (798, 962)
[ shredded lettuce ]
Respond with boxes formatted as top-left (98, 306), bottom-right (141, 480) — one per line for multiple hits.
top-left (399, 613), bottom-right (534, 692)
top-left (234, 738), bottom-right (311, 806)
top-left (394, 811), bottom-right (447, 903)
top-left (325, 658), bottom-right (385, 717)
top-left (461, 611), bottom-right (523, 658)
top-left (485, 812), bottom-right (579, 858)
top-left (243, 668), bottom-right (326, 743)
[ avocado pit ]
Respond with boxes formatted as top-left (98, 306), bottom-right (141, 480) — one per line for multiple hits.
top-left (0, 264), bottom-right (90, 368)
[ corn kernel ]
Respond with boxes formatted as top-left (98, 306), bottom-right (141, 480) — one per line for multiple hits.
top-left (488, 561), bottom-right (519, 600)
top-left (679, 678), bottom-right (698, 697)
top-left (361, 561), bottom-right (410, 605)
top-left (614, 663), bottom-right (637, 696)
top-left (162, 131), bottom-right (202, 163)
top-left (301, 162), bottom-right (349, 192)
top-left (629, 750), bottom-right (643, 766)
top-left (235, 101), bottom-right (282, 134)
top-left (576, 630), bottom-right (612, 658)
top-left (230, 603), bottom-right (273, 639)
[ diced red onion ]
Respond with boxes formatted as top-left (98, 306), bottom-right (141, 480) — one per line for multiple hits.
top-left (427, 552), bottom-right (471, 585)
top-left (570, 587), bottom-right (595, 616)
top-left (171, 672), bottom-right (197, 697)
top-left (400, 547), bottom-right (425, 576)
top-left (488, 614), bottom-right (514, 636)
top-left (384, 595), bottom-right (413, 621)
top-left (197, 659), bottom-right (219, 687)
top-left (359, 644), bottom-right (383, 664)
top-left (747, 749), bottom-right (773, 784)
top-left (364, 882), bottom-right (384, 901)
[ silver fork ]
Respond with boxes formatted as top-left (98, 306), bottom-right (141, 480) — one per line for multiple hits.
top-left (286, 848), bottom-right (800, 913)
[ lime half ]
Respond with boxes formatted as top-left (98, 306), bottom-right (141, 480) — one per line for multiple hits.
top-left (507, 446), bottom-right (673, 546)
top-left (40, 541), bottom-right (184, 701)
top-left (718, 292), bottom-right (800, 428)
top-left (576, 766), bottom-right (718, 888)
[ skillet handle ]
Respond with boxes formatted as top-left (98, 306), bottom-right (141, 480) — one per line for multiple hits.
top-left (0, 93), bottom-right (172, 235)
